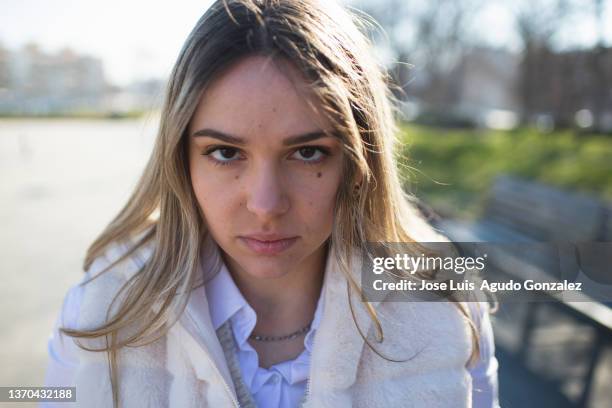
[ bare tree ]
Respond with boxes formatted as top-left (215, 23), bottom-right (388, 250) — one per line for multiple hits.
top-left (591, 0), bottom-right (609, 131)
top-left (511, 0), bottom-right (579, 124)
top-left (348, 0), bottom-right (483, 107)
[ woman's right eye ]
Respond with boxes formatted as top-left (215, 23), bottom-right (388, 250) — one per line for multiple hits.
top-left (203, 147), bottom-right (242, 166)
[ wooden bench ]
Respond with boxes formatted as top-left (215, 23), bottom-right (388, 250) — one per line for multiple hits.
top-left (434, 174), bottom-right (612, 407)
top-left (438, 175), bottom-right (607, 242)
top-left (601, 205), bottom-right (612, 242)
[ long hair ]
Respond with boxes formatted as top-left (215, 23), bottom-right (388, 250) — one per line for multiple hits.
top-left (61, 1), bottom-right (480, 406)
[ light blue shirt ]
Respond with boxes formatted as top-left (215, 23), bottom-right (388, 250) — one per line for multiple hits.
top-left (205, 263), bottom-right (324, 408)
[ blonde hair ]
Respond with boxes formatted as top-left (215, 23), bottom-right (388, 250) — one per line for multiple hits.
top-left (61, 0), bottom-right (479, 406)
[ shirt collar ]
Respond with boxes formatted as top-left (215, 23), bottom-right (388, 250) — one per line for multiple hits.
top-left (204, 261), bottom-right (248, 331)
top-left (203, 257), bottom-right (326, 349)
top-left (304, 285), bottom-right (325, 352)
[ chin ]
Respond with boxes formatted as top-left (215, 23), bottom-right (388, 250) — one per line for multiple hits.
top-left (248, 269), bottom-right (290, 280)
top-left (240, 258), bottom-right (293, 279)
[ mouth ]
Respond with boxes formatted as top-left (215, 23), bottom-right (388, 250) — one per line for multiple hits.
top-left (238, 235), bottom-right (299, 256)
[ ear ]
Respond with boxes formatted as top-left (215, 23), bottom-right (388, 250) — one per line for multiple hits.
top-left (353, 172), bottom-right (364, 190)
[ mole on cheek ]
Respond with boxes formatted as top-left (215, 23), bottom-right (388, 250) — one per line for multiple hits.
top-left (317, 172), bottom-right (322, 178)
top-left (235, 175), bottom-right (239, 180)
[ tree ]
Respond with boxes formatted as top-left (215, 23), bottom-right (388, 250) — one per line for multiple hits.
top-left (348, 0), bottom-right (483, 107)
top-left (511, 0), bottom-right (579, 124)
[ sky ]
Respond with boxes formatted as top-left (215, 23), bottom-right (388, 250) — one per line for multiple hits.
top-left (1, 0), bottom-right (610, 86)
top-left (1, 0), bottom-right (215, 85)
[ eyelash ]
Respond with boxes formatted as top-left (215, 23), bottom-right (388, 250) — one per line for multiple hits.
top-left (200, 145), bottom-right (331, 167)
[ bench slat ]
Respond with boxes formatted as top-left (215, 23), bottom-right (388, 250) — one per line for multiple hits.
top-left (484, 175), bottom-right (603, 241)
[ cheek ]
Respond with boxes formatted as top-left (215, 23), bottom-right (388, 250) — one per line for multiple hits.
top-left (296, 169), bottom-right (341, 221)
top-left (189, 162), bottom-right (206, 207)
top-left (190, 168), bottom-right (236, 225)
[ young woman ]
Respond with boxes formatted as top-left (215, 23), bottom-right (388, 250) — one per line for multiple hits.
top-left (44, 0), bottom-right (499, 407)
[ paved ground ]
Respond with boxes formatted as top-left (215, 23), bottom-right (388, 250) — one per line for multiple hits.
top-left (0, 118), bottom-right (157, 399)
top-left (492, 302), bottom-right (612, 407)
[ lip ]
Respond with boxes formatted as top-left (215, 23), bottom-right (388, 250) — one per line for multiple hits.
top-left (238, 234), bottom-right (299, 256)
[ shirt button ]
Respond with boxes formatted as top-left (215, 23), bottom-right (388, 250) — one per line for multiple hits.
top-left (271, 374), bottom-right (280, 384)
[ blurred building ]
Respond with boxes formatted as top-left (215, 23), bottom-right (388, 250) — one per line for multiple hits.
top-left (103, 78), bottom-right (165, 115)
top-left (0, 43), bottom-right (10, 90)
top-left (403, 47), bottom-right (522, 130)
top-left (519, 46), bottom-right (612, 132)
top-left (0, 43), bottom-right (107, 114)
top-left (0, 43), bottom-right (165, 116)
top-left (403, 44), bottom-right (612, 133)
top-left (454, 47), bottom-right (521, 130)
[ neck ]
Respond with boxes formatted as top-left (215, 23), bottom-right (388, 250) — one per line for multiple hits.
top-left (226, 243), bottom-right (328, 333)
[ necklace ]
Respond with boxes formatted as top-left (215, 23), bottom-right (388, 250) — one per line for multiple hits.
top-left (248, 321), bottom-right (313, 342)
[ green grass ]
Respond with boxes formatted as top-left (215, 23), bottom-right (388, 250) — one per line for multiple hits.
top-left (397, 125), bottom-right (612, 219)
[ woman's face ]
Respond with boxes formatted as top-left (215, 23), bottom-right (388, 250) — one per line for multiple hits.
top-left (187, 55), bottom-right (344, 280)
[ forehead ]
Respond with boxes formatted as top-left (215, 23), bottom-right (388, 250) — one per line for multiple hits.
top-left (190, 55), bottom-right (331, 140)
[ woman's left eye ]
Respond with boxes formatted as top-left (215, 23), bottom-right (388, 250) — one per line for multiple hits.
top-left (291, 146), bottom-right (328, 163)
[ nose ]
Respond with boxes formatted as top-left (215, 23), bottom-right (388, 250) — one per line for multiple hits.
top-left (245, 163), bottom-right (290, 220)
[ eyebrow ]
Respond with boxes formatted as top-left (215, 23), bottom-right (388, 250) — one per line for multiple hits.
top-left (191, 128), bottom-right (334, 146)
